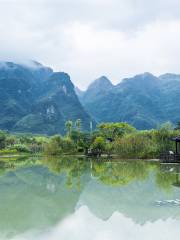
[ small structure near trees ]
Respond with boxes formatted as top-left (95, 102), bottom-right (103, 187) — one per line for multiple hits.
top-left (160, 136), bottom-right (180, 163)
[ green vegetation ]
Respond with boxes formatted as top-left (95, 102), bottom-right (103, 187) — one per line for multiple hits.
top-left (0, 131), bottom-right (47, 155)
top-left (0, 121), bottom-right (179, 159)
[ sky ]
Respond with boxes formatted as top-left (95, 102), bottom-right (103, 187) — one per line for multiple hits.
top-left (0, 0), bottom-right (180, 89)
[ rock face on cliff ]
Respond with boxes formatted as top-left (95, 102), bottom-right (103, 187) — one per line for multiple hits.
top-left (0, 61), bottom-right (94, 135)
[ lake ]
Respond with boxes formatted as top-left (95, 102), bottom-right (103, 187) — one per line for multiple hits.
top-left (0, 156), bottom-right (180, 240)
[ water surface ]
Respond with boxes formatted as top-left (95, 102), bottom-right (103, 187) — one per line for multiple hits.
top-left (0, 156), bottom-right (180, 240)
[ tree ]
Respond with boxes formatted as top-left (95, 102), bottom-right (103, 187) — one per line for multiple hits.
top-left (44, 135), bottom-right (63, 155)
top-left (51, 135), bottom-right (62, 145)
top-left (91, 136), bottom-right (106, 153)
top-left (44, 140), bottom-right (62, 156)
top-left (65, 120), bottom-right (73, 136)
top-left (5, 135), bottom-right (16, 146)
top-left (75, 119), bottom-right (82, 132)
top-left (77, 132), bottom-right (92, 153)
top-left (61, 137), bottom-right (76, 153)
top-left (105, 142), bottom-right (114, 157)
top-left (98, 122), bottom-right (136, 140)
top-left (0, 131), bottom-right (6, 149)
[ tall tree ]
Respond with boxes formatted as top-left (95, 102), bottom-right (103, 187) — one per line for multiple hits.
top-left (75, 119), bottom-right (82, 132)
top-left (65, 120), bottom-right (73, 136)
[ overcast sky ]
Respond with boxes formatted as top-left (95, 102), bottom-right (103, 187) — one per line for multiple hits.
top-left (0, 0), bottom-right (180, 89)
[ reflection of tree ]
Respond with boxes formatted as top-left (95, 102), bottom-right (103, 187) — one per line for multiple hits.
top-left (4, 156), bottom-right (179, 192)
top-left (43, 156), bottom-right (89, 191)
top-left (43, 157), bottom-right (165, 188)
top-left (3, 155), bottom-right (180, 195)
top-left (155, 164), bottom-right (180, 192)
top-left (0, 163), bottom-right (6, 177)
top-left (0, 157), bottom-right (41, 177)
top-left (91, 161), bottom-right (154, 186)
top-left (155, 172), bottom-right (176, 192)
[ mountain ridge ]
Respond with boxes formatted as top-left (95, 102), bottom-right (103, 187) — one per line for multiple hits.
top-left (77, 72), bottom-right (180, 129)
top-left (1, 60), bottom-right (180, 132)
top-left (0, 61), bottom-right (94, 134)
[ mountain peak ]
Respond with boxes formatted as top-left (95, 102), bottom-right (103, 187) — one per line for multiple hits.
top-left (79, 76), bottom-right (113, 105)
top-left (159, 73), bottom-right (180, 82)
top-left (119, 73), bottom-right (159, 89)
top-left (0, 60), bottom-right (53, 73)
top-left (47, 72), bottom-right (74, 93)
top-left (136, 72), bottom-right (156, 79)
top-left (87, 76), bottom-right (113, 91)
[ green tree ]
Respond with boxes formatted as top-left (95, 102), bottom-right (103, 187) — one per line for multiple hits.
top-left (91, 136), bottom-right (106, 153)
top-left (105, 142), bottom-right (114, 156)
top-left (98, 122), bottom-right (136, 140)
top-left (65, 120), bottom-right (73, 136)
top-left (0, 131), bottom-right (6, 149)
top-left (61, 137), bottom-right (76, 153)
top-left (75, 119), bottom-right (82, 132)
top-left (44, 135), bottom-right (63, 155)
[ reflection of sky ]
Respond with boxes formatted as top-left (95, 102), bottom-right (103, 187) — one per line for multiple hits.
top-left (6, 206), bottom-right (180, 240)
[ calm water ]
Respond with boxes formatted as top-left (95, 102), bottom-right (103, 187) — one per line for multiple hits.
top-left (0, 156), bottom-right (180, 240)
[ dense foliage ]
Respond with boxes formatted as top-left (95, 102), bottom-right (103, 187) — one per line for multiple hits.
top-left (0, 121), bottom-right (179, 159)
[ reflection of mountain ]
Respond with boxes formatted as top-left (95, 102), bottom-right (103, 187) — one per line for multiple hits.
top-left (7, 205), bottom-right (180, 240)
top-left (78, 175), bottom-right (180, 224)
top-left (0, 165), bottom-right (88, 237)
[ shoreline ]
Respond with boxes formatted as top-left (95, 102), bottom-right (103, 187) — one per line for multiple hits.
top-left (0, 153), bottom-right (160, 162)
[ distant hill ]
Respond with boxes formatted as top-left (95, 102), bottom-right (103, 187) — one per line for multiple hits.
top-left (77, 72), bottom-right (180, 129)
top-left (79, 76), bottom-right (113, 104)
top-left (0, 61), bottom-right (94, 135)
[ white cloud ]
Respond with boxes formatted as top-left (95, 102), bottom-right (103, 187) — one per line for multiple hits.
top-left (61, 20), bottom-right (180, 88)
top-left (0, 0), bottom-right (180, 89)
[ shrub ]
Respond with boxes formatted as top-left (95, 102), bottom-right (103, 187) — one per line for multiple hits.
top-left (0, 149), bottom-right (17, 154)
top-left (61, 137), bottom-right (76, 153)
top-left (44, 141), bottom-right (63, 155)
top-left (114, 132), bottom-right (158, 159)
top-left (91, 136), bottom-right (106, 152)
top-left (10, 144), bottom-right (31, 153)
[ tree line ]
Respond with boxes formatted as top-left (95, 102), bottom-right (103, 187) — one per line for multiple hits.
top-left (0, 120), bottom-right (180, 159)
